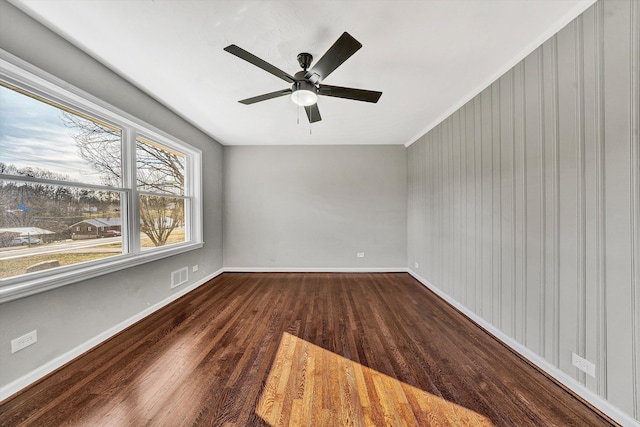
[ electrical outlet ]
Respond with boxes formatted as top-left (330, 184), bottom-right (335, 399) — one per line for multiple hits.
top-left (11, 330), bottom-right (38, 353)
top-left (357, 252), bottom-right (365, 258)
top-left (415, 262), bottom-right (419, 269)
top-left (192, 265), bottom-right (198, 272)
top-left (571, 352), bottom-right (596, 377)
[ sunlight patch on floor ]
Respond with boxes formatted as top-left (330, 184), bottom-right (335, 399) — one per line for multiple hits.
top-left (257, 332), bottom-right (493, 426)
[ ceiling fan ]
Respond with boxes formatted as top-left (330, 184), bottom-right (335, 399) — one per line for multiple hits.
top-left (224, 32), bottom-right (382, 123)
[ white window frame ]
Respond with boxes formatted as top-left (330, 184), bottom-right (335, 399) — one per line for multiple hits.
top-left (0, 50), bottom-right (203, 303)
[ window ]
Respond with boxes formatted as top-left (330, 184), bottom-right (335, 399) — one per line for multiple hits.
top-left (0, 51), bottom-right (202, 302)
top-left (136, 137), bottom-right (188, 250)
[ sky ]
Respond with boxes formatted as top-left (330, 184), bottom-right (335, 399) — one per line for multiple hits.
top-left (0, 84), bottom-right (109, 185)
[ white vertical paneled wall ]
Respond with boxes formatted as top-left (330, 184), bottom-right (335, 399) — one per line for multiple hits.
top-left (407, 0), bottom-right (639, 422)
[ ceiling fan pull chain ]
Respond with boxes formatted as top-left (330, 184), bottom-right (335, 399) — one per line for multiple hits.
top-left (296, 82), bottom-right (300, 125)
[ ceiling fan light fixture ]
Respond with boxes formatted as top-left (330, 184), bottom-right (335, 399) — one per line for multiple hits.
top-left (291, 79), bottom-right (318, 106)
top-left (291, 89), bottom-right (317, 106)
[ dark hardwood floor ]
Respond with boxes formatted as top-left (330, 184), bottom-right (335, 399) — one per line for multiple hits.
top-left (0, 273), bottom-right (614, 426)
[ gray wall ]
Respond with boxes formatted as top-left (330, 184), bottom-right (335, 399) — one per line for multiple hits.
top-left (407, 0), bottom-right (639, 420)
top-left (224, 145), bottom-right (407, 269)
top-left (0, 1), bottom-right (223, 389)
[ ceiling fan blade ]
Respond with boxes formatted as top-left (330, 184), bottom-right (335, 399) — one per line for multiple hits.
top-left (305, 32), bottom-right (362, 83)
top-left (239, 89), bottom-right (292, 105)
top-left (224, 44), bottom-right (297, 84)
top-left (318, 85), bottom-right (382, 103)
top-left (305, 103), bottom-right (322, 123)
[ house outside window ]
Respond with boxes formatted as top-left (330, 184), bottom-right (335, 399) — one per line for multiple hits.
top-left (0, 52), bottom-right (203, 302)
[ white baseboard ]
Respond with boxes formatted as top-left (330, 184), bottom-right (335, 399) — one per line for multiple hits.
top-left (223, 267), bottom-right (409, 273)
top-left (0, 268), bottom-right (224, 402)
top-left (407, 269), bottom-right (639, 427)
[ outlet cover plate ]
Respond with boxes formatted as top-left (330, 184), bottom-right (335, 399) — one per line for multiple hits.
top-left (572, 352), bottom-right (596, 377)
top-left (11, 330), bottom-right (38, 353)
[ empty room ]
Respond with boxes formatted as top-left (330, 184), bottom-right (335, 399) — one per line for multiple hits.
top-left (0, 0), bottom-right (638, 425)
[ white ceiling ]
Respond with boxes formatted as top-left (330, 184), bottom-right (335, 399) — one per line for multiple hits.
top-left (12, 0), bottom-right (594, 147)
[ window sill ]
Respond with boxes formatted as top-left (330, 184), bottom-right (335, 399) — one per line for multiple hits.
top-left (0, 241), bottom-right (204, 304)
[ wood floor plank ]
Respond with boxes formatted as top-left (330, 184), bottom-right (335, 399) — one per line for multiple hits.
top-left (0, 273), bottom-right (616, 426)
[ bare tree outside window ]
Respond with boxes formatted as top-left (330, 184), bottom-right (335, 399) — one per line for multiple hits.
top-left (62, 113), bottom-right (186, 247)
top-left (140, 195), bottom-right (184, 247)
top-left (60, 112), bottom-right (122, 187)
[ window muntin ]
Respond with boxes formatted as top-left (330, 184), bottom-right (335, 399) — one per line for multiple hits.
top-left (0, 53), bottom-right (203, 300)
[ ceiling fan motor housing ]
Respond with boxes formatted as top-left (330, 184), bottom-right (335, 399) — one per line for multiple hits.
top-left (292, 79), bottom-right (316, 93)
top-left (293, 71), bottom-right (317, 95)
